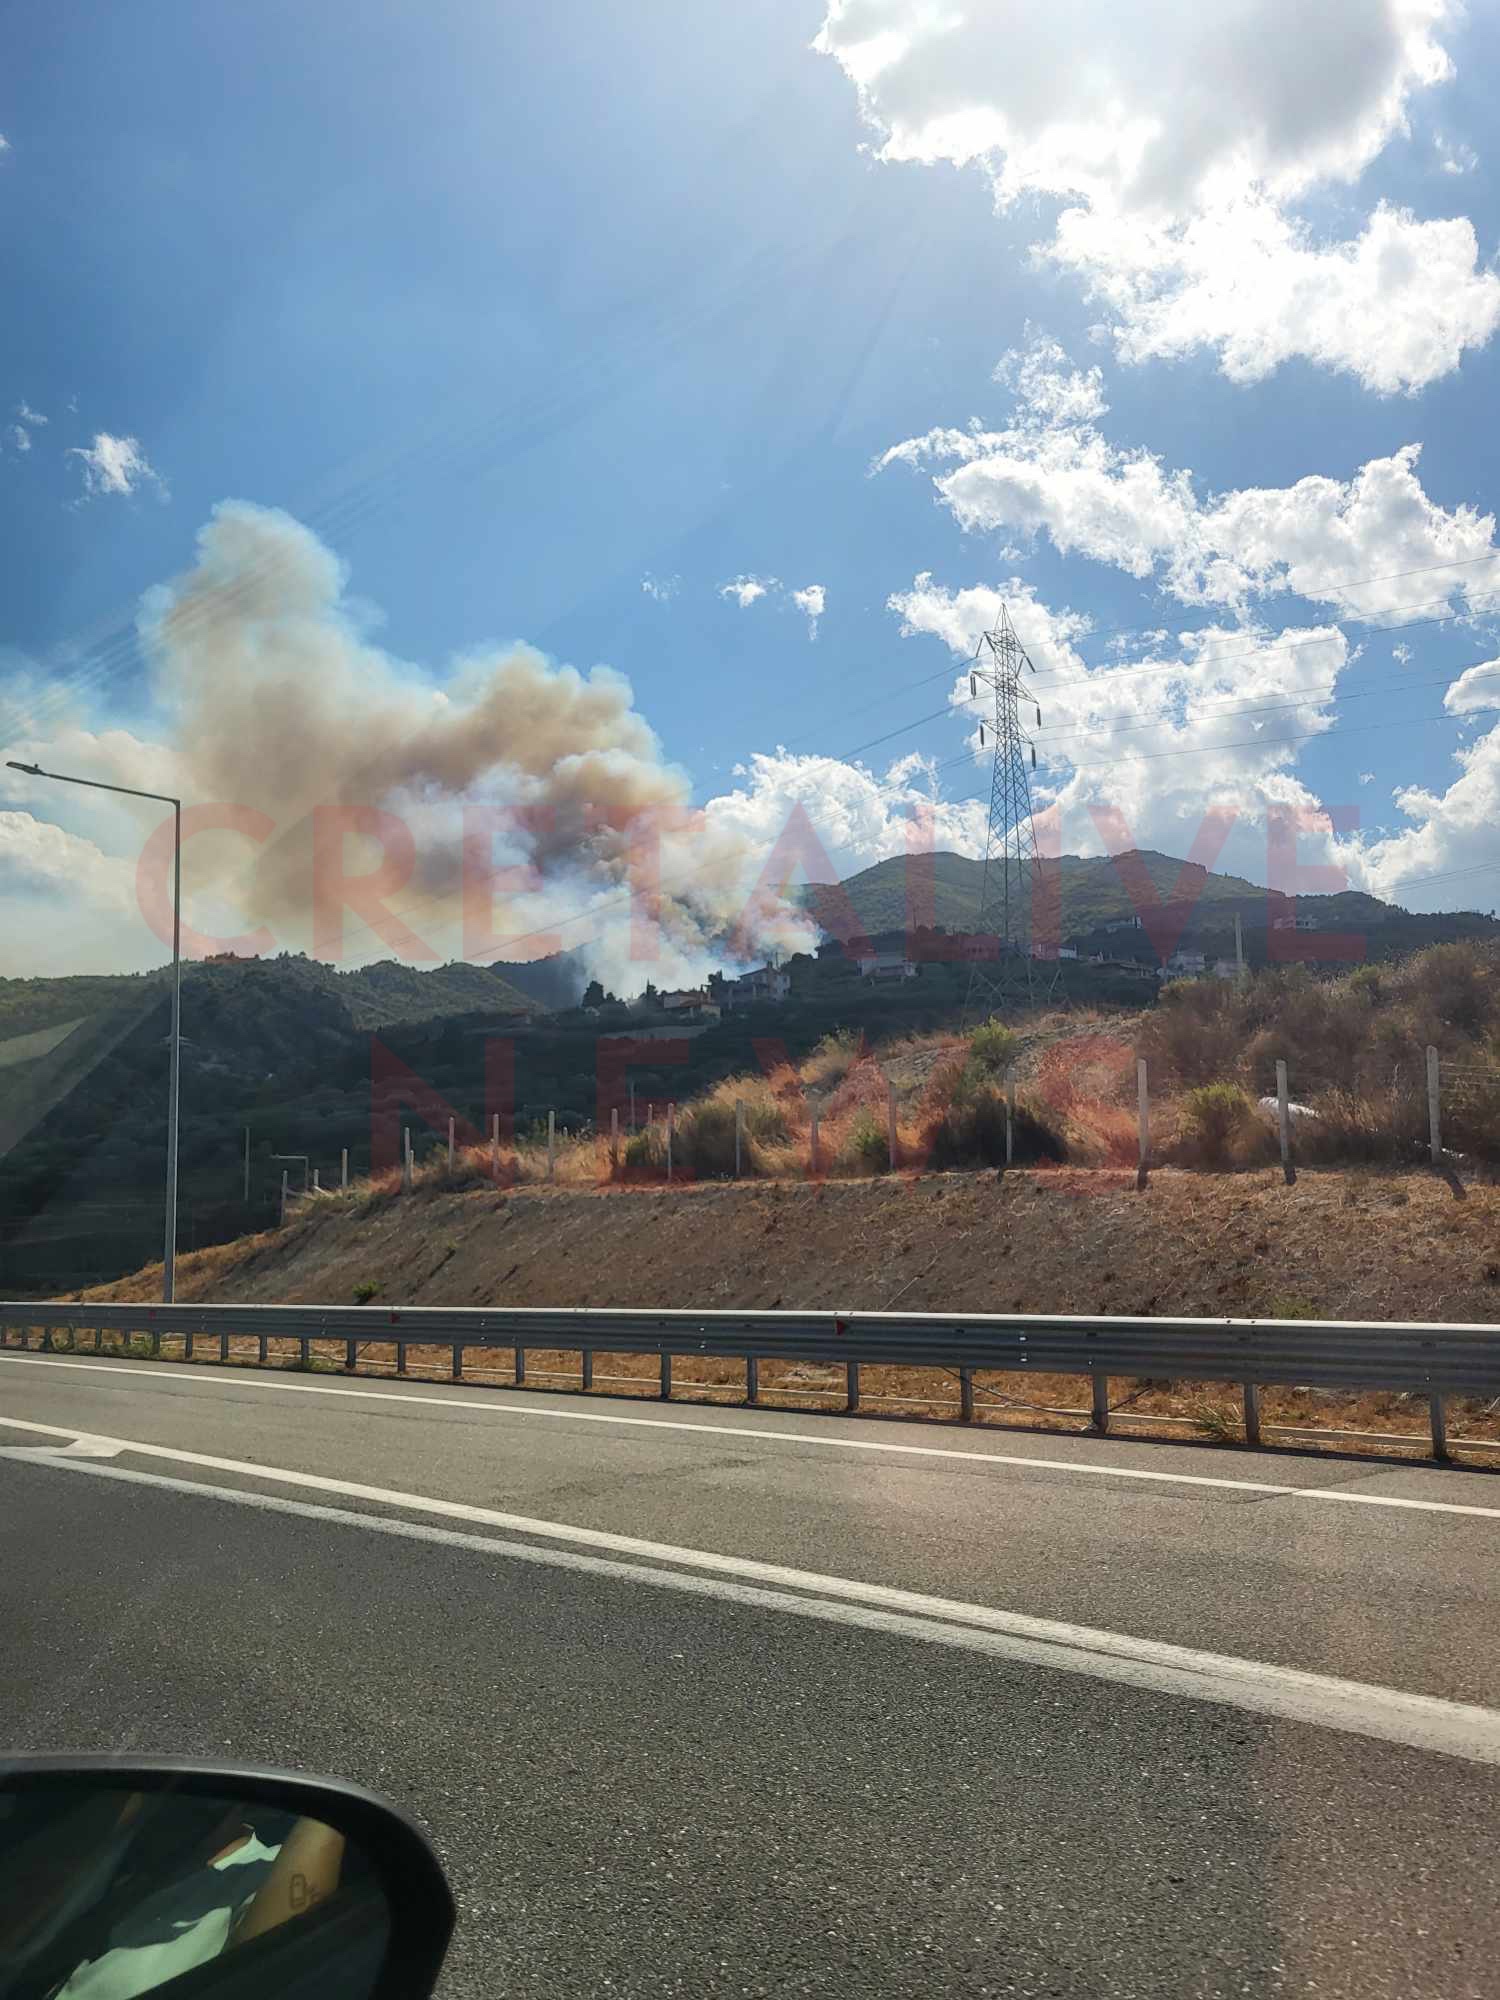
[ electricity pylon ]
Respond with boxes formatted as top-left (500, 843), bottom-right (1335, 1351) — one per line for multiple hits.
top-left (963, 604), bottom-right (1046, 1022)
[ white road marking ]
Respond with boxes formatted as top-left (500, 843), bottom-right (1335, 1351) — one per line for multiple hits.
top-left (1, 1350), bottom-right (1497, 1519)
top-left (5, 1443), bottom-right (1499, 1768)
top-left (0, 1435), bottom-right (120, 1460)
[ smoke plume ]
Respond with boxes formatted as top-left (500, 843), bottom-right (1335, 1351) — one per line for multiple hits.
top-left (139, 502), bottom-right (810, 989)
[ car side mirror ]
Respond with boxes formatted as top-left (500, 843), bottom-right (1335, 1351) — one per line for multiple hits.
top-left (0, 1757), bottom-right (454, 2000)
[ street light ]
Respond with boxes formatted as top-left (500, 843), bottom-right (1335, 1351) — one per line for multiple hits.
top-left (6, 758), bottom-right (182, 1303)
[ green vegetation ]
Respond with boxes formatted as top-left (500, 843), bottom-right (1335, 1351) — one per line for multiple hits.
top-left (966, 1019), bottom-right (1019, 1077)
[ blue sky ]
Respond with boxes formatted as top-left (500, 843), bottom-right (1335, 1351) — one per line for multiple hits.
top-left (4, 1), bottom-right (1500, 981)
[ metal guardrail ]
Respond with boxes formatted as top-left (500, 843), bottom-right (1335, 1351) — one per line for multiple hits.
top-left (3, 1300), bottom-right (1498, 1459)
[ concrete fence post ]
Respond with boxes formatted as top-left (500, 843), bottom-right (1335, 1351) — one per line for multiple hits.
top-left (610, 1105), bottom-right (620, 1171)
top-left (734, 1098), bottom-right (744, 1178)
top-left (491, 1113), bottom-right (500, 1182)
top-left (1004, 1065), bottom-right (1015, 1167)
top-left (666, 1102), bottom-right (675, 1181)
top-left (809, 1107), bottom-right (821, 1177)
top-left (340, 1148), bottom-right (348, 1193)
top-left (403, 1128), bottom-right (413, 1192)
top-left (1276, 1059), bottom-right (1295, 1185)
top-left (547, 1109), bottom-right (556, 1183)
top-left (312, 1168), bottom-right (321, 1193)
top-left (1427, 1045), bottom-right (1442, 1165)
top-left (1136, 1059), bottom-right (1150, 1191)
top-left (887, 1080), bottom-right (898, 1173)
top-left (447, 1117), bottom-right (455, 1170)
top-left (280, 1169), bottom-right (289, 1226)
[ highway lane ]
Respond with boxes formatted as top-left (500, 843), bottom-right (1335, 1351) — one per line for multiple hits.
top-left (4, 1352), bottom-right (1500, 1995)
top-left (2, 1350), bottom-right (1500, 1702)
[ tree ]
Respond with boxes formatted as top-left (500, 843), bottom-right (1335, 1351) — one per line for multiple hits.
top-left (581, 978), bottom-right (606, 1010)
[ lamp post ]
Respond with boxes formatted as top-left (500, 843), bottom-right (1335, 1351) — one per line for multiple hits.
top-left (6, 758), bottom-right (182, 1302)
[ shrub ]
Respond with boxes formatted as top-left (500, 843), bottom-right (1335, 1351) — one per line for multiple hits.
top-left (841, 1107), bottom-right (891, 1174)
top-left (802, 1027), bottom-right (863, 1094)
top-left (352, 1279), bottom-right (380, 1304)
top-left (1178, 1082), bottom-right (1260, 1168)
top-left (677, 1098), bottom-right (741, 1178)
top-left (618, 1129), bottom-right (665, 1180)
top-left (923, 1087), bottom-right (1066, 1169)
top-left (966, 1019), bottom-right (1019, 1078)
top-left (1137, 979), bottom-right (1242, 1088)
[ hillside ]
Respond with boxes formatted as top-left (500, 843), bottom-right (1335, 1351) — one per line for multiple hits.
top-left (0, 952), bottom-right (541, 1296)
top-left (0, 953), bottom-right (538, 1044)
top-left (807, 849), bottom-right (1498, 954)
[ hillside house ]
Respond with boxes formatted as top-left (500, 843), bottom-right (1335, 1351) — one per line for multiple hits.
top-left (723, 964), bottom-right (790, 1007)
top-left (660, 988), bottom-right (721, 1021)
top-left (855, 951), bottom-right (917, 981)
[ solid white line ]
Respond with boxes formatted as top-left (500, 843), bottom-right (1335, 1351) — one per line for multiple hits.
top-left (7, 1446), bottom-right (1499, 1768)
top-left (2, 1350), bottom-right (1497, 1520)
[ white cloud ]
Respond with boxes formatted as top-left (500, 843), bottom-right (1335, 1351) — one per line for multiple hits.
top-left (1348, 679), bottom-right (1500, 903)
top-left (1050, 197), bottom-right (1500, 395)
top-left (1393, 643), bottom-right (1414, 664)
top-left (889, 572), bottom-right (1093, 673)
top-left (994, 334), bottom-right (1108, 427)
top-left (0, 809), bottom-right (136, 912)
top-left (719, 575), bottom-right (826, 632)
top-left (887, 565), bottom-right (1373, 891)
top-left (640, 573), bottom-right (680, 602)
top-left (882, 345), bottom-right (1498, 618)
top-left (791, 583), bottom-right (826, 637)
top-left (69, 433), bottom-right (167, 500)
top-left (815, 0), bottom-right (1453, 212)
top-left (816, 2), bottom-right (1493, 391)
top-left (15, 401), bottom-right (46, 427)
top-left (719, 574), bottom-right (776, 609)
top-left (705, 747), bottom-right (987, 872)
top-left (1442, 659), bottom-right (1500, 715)
top-left (1436, 134), bottom-right (1478, 175)
top-left (889, 563), bottom-right (1500, 914)
top-left (7, 426), bottom-right (30, 453)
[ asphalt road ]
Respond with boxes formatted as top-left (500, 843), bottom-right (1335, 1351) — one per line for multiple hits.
top-left (3, 1349), bottom-right (1500, 1997)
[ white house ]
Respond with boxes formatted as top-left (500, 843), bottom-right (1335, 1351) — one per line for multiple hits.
top-left (724, 965), bottom-right (790, 1007)
top-left (1102, 915), bottom-right (1144, 934)
top-left (855, 951), bottom-right (917, 981)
